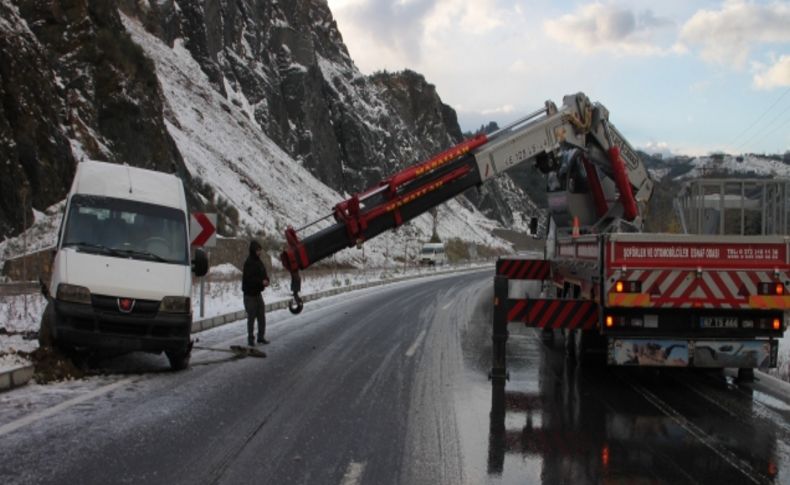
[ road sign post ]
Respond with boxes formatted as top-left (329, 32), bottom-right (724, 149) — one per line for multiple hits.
top-left (200, 259), bottom-right (206, 318)
top-left (190, 213), bottom-right (217, 318)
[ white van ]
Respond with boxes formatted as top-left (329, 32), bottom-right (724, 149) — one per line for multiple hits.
top-left (40, 161), bottom-right (207, 370)
top-left (419, 242), bottom-right (447, 266)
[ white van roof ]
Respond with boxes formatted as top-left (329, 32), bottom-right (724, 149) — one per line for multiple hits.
top-left (422, 242), bottom-right (444, 248)
top-left (70, 161), bottom-right (186, 210)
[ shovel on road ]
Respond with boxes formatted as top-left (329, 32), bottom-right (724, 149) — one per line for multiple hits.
top-left (193, 345), bottom-right (267, 359)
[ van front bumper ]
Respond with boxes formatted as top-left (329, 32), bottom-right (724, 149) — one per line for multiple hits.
top-left (53, 299), bottom-right (191, 352)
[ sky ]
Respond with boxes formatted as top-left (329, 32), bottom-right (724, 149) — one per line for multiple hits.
top-left (325, 0), bottom-right (790, 157)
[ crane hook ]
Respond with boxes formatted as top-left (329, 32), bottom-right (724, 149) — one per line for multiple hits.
top-left (288, 270), bottom-right (304, 314)
top-left (288, 294), bottom-right (303, 314)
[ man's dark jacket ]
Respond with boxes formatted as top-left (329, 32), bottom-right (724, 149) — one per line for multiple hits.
top-left (242, 240), bottom-right (268, 295)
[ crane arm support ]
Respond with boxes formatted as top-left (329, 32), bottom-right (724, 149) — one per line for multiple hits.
top-left (280, 151), bottom-right (482, 272)
top-left (279, 92), bottom-right (653, 313)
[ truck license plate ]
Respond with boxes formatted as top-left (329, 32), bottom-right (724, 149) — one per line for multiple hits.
top-left (701, 316), bottom-right (738, 328)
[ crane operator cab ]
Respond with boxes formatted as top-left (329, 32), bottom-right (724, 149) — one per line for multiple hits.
top-left (546, 150), bottom-right (604, 235)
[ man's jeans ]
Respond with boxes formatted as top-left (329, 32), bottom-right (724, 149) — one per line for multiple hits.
top-left (244, 294), bottom-right (266, 340)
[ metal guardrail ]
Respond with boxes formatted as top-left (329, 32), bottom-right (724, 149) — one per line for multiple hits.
top-left (191, 264), bottom-right (494, 333)
top-left (0, 266), bottom-right (494, 333)
top-left (676, 178), bottom-right (790, 235)
top-left (0, 282), bottom-right (40, 297)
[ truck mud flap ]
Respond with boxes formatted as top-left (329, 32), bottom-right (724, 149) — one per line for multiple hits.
top-left (608, 338), bottom-right (777, 368)
top-left (497, 259), bottom-right (550, 280)
top-left (508, 298), bottom-right (598, 330)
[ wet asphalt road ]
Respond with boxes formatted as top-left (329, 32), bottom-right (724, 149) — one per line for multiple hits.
top-left (1, 270), bottom-right (790, 484)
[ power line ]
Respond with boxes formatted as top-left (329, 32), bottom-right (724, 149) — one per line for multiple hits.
top-left (730, 87), bottom-right (790, 148)
top-left (741, 111), bottom-right (790, 154)
top-left (737, 100), bottom-right (790, 153)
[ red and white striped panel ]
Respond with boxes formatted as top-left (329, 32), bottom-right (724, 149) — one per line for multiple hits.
top-left (606, 269), bottom-right (785, 309)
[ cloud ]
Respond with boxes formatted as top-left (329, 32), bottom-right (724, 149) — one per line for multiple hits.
top-left (753, 55), bottom-right (790, 89)
top-left (508, 59), bottom-right (528, 73)
top-left (641, 141), bottom-right (674, 157)
top-left (645, 141), bottom-right (669, 150)
top-left (333, 0), bottom-right (436, 65)
top-left (543, 3), bottom-right (674, 56)
top-left (481, 104), bottom-right (515, 116)
top-left (427, 0), bottom-right (504, 35)
top-left (639, 9), bottom-right (674, 29)
top-left (689, 79), bottom-right (711, 93)
top-left (679, 1), bottom-right (790, 68)
top-left (328, 0), bottom-right (506, 70)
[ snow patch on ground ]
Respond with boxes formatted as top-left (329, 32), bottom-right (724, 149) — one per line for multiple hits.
top-left (2, 271), bottom-right (789, 382)
top-left (208, 263), bottom-right (242, 278)
top-left (0, 353), bottom-right (30, 374)
top-left (0, 201), bottom-right (63, 269)
top-left (0, 264), bottom-right (491, 373)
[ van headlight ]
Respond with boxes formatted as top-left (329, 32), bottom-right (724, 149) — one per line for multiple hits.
top-left (56, 284), bottom-right (92, 304)
top-left (159, 296), bottom-right (191, 314)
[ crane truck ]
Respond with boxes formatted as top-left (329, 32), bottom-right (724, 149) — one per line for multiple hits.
top-left (280, 92), bottom-right (787, 376)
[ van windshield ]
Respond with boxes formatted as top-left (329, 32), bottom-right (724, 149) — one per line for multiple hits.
top-left (61, 195), bottom-right (188, 265)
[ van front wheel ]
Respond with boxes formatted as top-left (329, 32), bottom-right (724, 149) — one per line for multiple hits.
top-left (38, 303), bottom-right (55, 348)
top-left (166, 349), bottom-right (191, 371)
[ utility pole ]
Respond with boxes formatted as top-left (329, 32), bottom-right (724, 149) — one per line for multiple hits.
top-left (430, 208), bottom-right (439, 243)
top-left (21, 185), bottom-right (29, 315)
top-left (402, 231), bottom-right (409, 273)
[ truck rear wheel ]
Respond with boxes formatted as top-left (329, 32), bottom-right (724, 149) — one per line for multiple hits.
top-left (564, 329), bottom-right (575, 359)
top-left (166, 349), bottom-right (191, 371)
top-left (574, 330), bottom-right (606, 367)
top-left (737, 368), bottom-right (755, 382)
top-left (540, 328), bottom-right (555, 347)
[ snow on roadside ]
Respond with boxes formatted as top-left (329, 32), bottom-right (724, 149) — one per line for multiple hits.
top-left (0, 293), bottom-right (46, 373)
top-left (769, 333), bottom-right (790, 382)
top-left (0, 353), bottom-right (31, 373)
top-left (3, 280), bottom-right (789, 382)
top-left (0, 201), bottom-right (63, 272)
top-left (0, 264), bottom-right (488, 374)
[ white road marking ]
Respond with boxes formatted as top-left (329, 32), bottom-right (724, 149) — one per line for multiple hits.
top-left (441, 302), bottom-right (453, 310)
top-left (627, 380), bottom-right (763, 484)
top-left (340, 461), bottom-right (366, 485)
top-left (405, 330), bottom-right (426, 358)
top-left (2, 331), bottom-right (266, 438)
top-left (0, 378), bottom-right (133, 438)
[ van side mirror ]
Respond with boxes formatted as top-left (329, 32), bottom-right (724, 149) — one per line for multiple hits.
top-left (192, 248), bottom-right (208, 277)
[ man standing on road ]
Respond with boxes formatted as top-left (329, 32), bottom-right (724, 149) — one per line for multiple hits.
top-left (242, 240), bottom-right (270, 346)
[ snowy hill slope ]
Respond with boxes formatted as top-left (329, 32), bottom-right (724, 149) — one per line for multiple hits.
top-left (122, 14), bottom-right (508, 267)
top-left (684, 154), bottom-right (790, 179)
top-left (645, 152), bottom-right (790, 183)
top-left (0, 7), bottom-right (511, 271)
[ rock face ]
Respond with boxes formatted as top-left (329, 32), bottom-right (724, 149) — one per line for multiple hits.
top-left (0, 0), bottom-right (540, 242)
top-left (126, 0), bottom-right (464, 194)
top-left (0, 0), bottom-right (189, 239)
top-left (0, 2), bottom-right (75, 237)
top-left (126, 0), bottom-right (540, 229)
